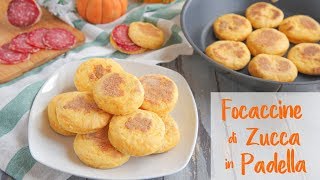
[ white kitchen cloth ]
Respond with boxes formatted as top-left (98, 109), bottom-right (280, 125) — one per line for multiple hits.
top-left (0, 0), bottom-right (193, 179)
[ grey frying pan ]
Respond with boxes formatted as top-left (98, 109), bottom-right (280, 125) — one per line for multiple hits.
top-left (181, 0), bottom-right (320, 91)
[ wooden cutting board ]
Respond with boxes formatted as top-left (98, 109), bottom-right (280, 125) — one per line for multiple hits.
top-left (0, 0), bottom-right (85, 84)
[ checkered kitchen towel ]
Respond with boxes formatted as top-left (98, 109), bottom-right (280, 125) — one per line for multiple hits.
top-left (0, 0), bottom-right (193, 179)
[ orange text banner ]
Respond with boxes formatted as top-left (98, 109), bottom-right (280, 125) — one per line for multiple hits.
top-left (211, 92), bottom-right (319, 180)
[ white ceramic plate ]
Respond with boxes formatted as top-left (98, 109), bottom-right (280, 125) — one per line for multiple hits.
top-left (28, 60), bottom-right (198, 179)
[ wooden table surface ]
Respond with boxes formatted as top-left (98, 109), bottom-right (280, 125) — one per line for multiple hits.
top-left (1, 53), bottom-right (320, 180)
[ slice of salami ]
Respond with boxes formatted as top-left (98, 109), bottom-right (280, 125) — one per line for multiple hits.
top-left (43, 28), bottom-right (76, 50)
top-left (112, 24), bottom-right (135, 46)
top-left (27, 28), bottom-right (49, 49)
top-left (0, 44), bottom-right (30, 64)
top-left (7, 0), bottom-right (42, 28)
top-left (9, 33), bottom-right (40, 53)
top-left (117, 43), bottom-right (143, 52)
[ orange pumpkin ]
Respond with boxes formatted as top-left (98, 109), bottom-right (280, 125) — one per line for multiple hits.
top-left (76, 0), bottom-right (128, 24)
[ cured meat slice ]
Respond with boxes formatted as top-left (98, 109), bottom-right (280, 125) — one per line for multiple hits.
top-left (117, 43), bottom-right (144, 52)
top-left (112, 24), bottom-right (135, 46)
top-left (7, 0), bottom-right (42, 28)
top-left (9, 33), bottom-right (40, 53)
top-left (0, 44), bottom-right (30, 64)
top-left (43, 28), bottom-right (76, 50)
top-left (27, 28), bottom-right (49, 49)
